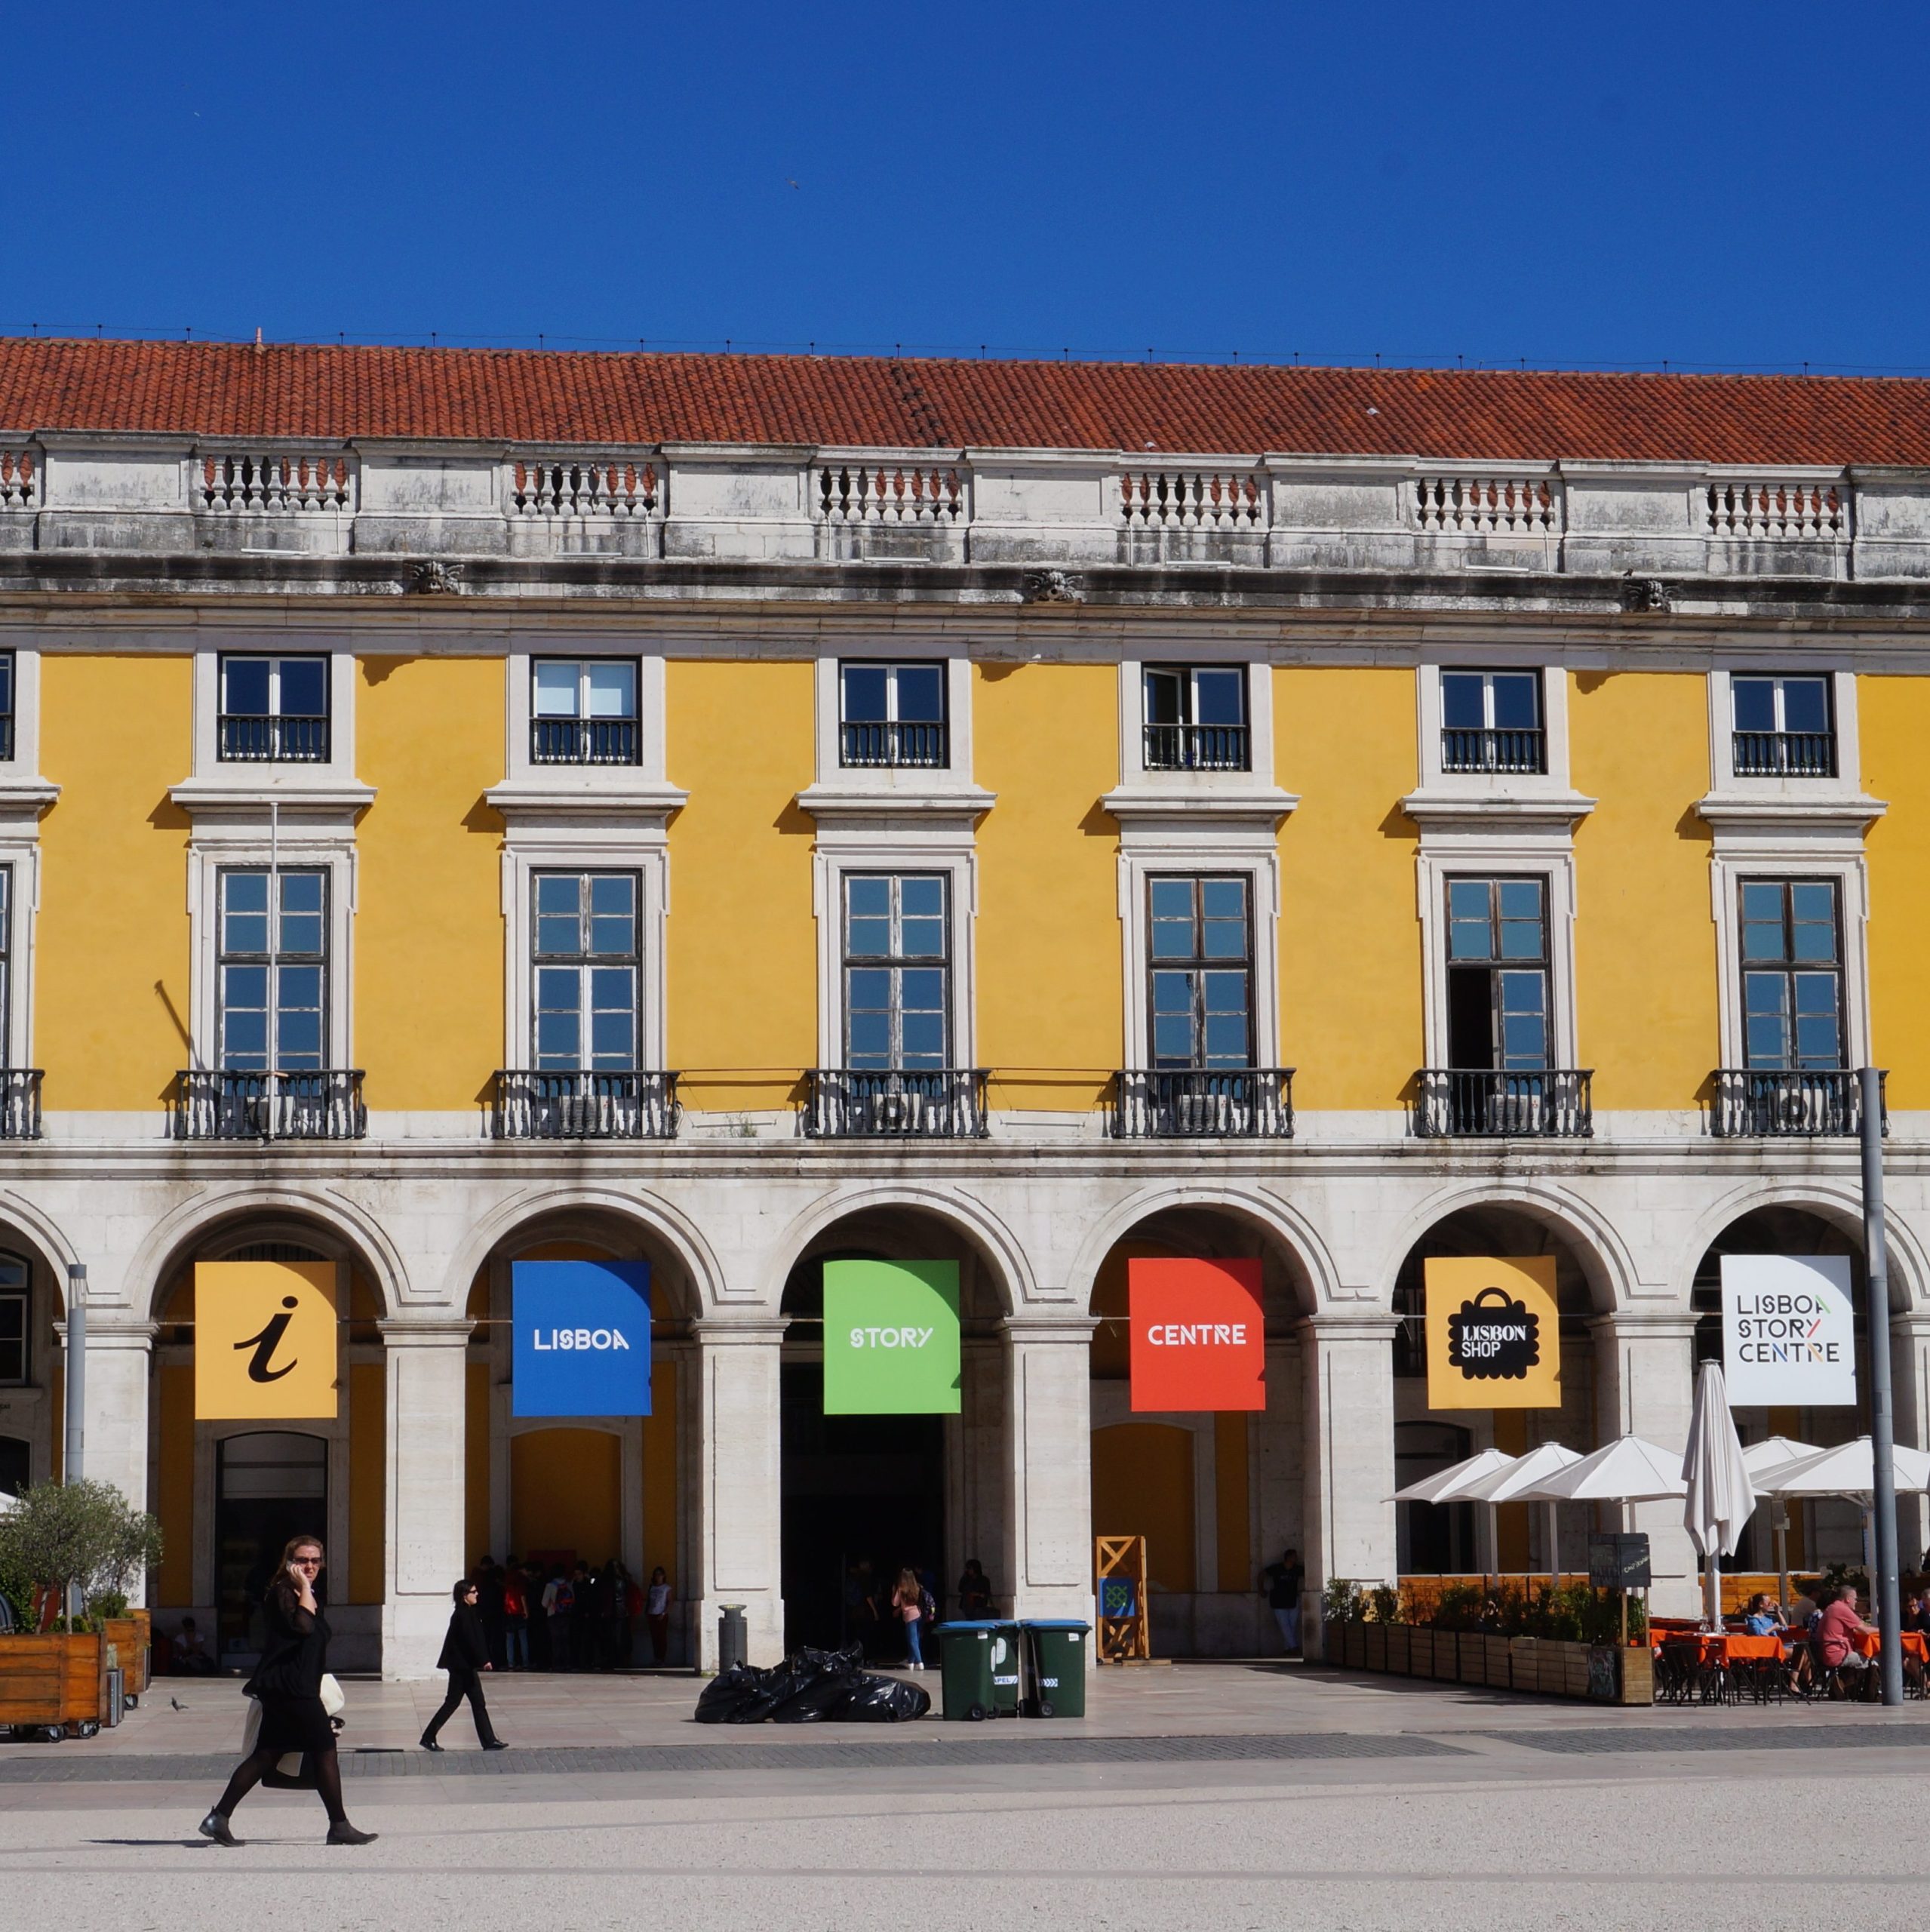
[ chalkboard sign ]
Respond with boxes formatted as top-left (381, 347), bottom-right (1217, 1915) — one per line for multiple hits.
top-left (1588, 1531), bottom-right (1651, 1591)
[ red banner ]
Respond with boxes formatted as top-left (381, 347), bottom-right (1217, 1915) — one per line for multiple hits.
top-left (1128, 1257), bottom-right (1265, 1412)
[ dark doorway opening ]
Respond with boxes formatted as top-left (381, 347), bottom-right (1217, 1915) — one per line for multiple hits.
top-left (0, 1432), bottom-right (26, 1498)
top-left (779, 1257), bottom-right (946, 1657)
top-left (214, 1431), bottom-right (328, 1667)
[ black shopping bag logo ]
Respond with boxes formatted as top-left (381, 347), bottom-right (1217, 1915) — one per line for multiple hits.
top-left (1446, 1285), bottom-right (1541, 1381)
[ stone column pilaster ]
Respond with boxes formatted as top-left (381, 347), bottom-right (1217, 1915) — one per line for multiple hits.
top-left (692, 1315), bottom-right (787, 1669)
top-left (1889, 1315), bottom-right (1930, 1567)
top-left (80, 1321), bottom-right (157, 1602)
top-left (1591, 1312), bottom-right (1699, 1616)
top-left (1300, 1312), bottom-right (1400, 1644)
top-left (1003, 1315), bottom-right (1099, 1626)
top-left (381, 1318), bottom-right (472, 1680)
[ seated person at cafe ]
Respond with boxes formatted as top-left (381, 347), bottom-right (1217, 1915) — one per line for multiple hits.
top-left (1812, 1583), bottom-right (1878, 1684)
top-left (1741, 1593), bottom-right (1786, 1636)
top-left (173, 1615), bottom-right (217, 1675)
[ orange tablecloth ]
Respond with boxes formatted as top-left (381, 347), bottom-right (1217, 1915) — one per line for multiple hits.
top-left (1849, 1628), bottom-right (1929, 1661)
top-left (1655, 1632), bottom-right (1790, 1666)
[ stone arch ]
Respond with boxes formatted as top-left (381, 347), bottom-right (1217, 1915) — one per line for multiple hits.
top-left (1675, 1178), bottom-right (1924, 1315)
top-left (129, 1185), bottom-right (410, 1324)
top-left (1375, 1178), bottom-right (1637, 1315)
top-left (437, 1185), bottom-right (725, 1321)
top-left (1070, 1183), bottom-right (1338, 1318)
top-left (762, 1183), bottom-right (1034, 1317)
top-left (0, 1189), bottom-right (81, 1312)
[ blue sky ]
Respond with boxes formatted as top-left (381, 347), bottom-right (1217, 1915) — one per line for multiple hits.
top-left (4, 2), bottom-right (1925, 372)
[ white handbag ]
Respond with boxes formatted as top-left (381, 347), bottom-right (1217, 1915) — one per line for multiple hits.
top-left (241, 1672), bottom-right (346, 1778)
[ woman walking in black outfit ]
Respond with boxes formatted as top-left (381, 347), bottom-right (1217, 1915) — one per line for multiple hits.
top-left (420, 1578), bottom-right (509, 1752)
top-left (199, 1535), bottom-right (376, 1847)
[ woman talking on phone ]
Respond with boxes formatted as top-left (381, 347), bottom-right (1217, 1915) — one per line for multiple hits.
top-left (199, 1534), bottom-right (377, 1847)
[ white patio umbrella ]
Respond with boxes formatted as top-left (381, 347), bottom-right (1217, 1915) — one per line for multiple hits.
top-left (1461, 1441), bottom-right (1585, 1586)
top-left (1682, 1361), bottom-right (1756, 1629)
top-left (1753, 1438), bottom-right (1930, 1594)
top-left (1517, 1435), bottom-right (1687, 1506)
top-left (1741, 1437), bottom-right (1821, 1611)
top-left (1391, 1446), bottom-right (1517, 1506)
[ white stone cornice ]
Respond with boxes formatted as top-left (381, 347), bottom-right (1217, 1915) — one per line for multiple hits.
top-left (691, 1315), bottom-right (790, 1344)
top-left (1695, 791), bottom-right (1887, 836)
top-left (1398, 789), bottom-right (1596, 835)
top-left (795, 783), bottom-right (994, 830)
top-left (376, 1317), bottom-right (475, 1346)
top-left (484, 778), bottom-right (687, 829)
top-left (168, 780), bottom-right (375, 826)
top-left (1101, 784), bottom-right (1297, 833)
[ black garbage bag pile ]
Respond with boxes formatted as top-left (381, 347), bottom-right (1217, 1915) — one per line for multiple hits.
top-left (696, 1643), bottom-right (932, 1724)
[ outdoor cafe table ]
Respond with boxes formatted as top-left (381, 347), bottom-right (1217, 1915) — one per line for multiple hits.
top-left (1848, 1626), bottom-right (1929, 1694)
top-left (1655, 1631), bottom-right (1789, 1703)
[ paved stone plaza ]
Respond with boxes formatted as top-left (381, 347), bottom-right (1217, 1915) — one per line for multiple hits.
top-left (3, 1665), bottom-right (1928, 1929)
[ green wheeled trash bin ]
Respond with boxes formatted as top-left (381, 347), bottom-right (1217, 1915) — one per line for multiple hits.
top-left (936, 1621), bottom-right (998, 1721)
top-left (1020, 1620), bottom-right (1090, 1718)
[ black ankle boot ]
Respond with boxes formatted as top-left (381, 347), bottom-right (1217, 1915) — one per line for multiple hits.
top-left (198, 1811), bottom-right (241, 1847)
top-left (419, 1734), bottom-right (444, 1752)
top-left (327, 1820), bottom-right (378, 1845)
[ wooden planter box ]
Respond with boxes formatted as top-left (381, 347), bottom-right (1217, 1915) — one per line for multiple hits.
top-left (101, 1614), bottom-right (150, 1700)
top-left (1385, 1624), bottom-right (1411, 1675)
top-left (1459, 1632), bottom-right (1486, 1683)
top-left (0, 1633), bottom-right (106, 1738)
top-left (1481, 1633), bottom-right (1511, 1689)
top-left (1507, 1636), bottom-right (1537, 1690)
top-left (1341, 1622), bottom-right (1366, 1669)
top-left (1362, 1624), bottom-right (1388, 1672)
top-left (1617, 1644), bottom-right (1654, 1706)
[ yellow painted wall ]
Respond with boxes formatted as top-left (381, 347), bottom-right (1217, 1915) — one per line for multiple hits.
top-left (1275, 668), bottom-right (1421, 1107)
top-left (1569, 672), bottom-right (1716, 1108)
top-left (642, 1358), bottom-right (678, 1586)
top-left (154, 1364), bottom-right (195, 1606)
top-left (355, 657), bottom-right (503, 1109)
top-left (37, 655), bottom-right (192, 1107)
top-left (465, 1360), bottom-right (492, 1570)
top-left (512, 1428), bottom-right (621, 1561)
top-left (976, 663), bottom-right (1119, 1109)
top-left (1214, 1413), bottom-right (1251, 1592)
top-left (1092, 1421), bottom-right (1195, 1594)
top-left (347, 1362), bottom-right (385, 1604)
top-left (665, 660), bottom-right (815, 1109)
top-left (1862, 676), bottom-right (1930, 1106)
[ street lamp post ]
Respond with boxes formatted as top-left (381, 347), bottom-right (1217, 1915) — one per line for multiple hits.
top-left (63, 1262), bottom-right (86, 1624)
top-left (1859, 1068), bottom-right (1905, 1709)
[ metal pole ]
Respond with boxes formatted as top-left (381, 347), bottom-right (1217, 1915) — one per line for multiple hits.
top-left (63, 1263), bottom-right (86, 1624)
top-left (1860, 1066), bottom-right (1905, 1707)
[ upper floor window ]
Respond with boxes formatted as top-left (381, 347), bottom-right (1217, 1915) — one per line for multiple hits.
top-left (1440, 670), bottom-right (1544, 775)
top-left (1732, 674), bottom-right (1835, 778)
top-left (533, 872), bottom-right (640, 1069)
top-left (1446, 876), bottom-right (1548, 1069)
top-left (0, 865), bottom-right (12, 1068)
top-left (1741, 879), bottom-right (1842, 1069)
top-left (1143, 666), bottom-right (1249, 771)
top-left (531, 659), bottom-right (640, 766)
top-left (0, 652), bottom-right (14, 763)
top-left (0, 1250), bottom-right (26, 1386)
top-left (1148, 875), bottom-right (1252, 1068)
top-left (839, 662), bottom-right (948, 768)
top-left (844, 874), bottom-right (949, 1068)
top-left (219, 655), bottom-right (330, 764)
top-left (217, 868), bottom-right (328, 1070)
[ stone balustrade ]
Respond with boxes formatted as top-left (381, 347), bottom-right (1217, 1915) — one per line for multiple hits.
top-left (5, 434), bottom-right (1929, 584)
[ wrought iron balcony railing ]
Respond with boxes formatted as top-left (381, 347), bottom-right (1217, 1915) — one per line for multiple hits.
top-left (491, 1069), bottom-right (680, 1140)
top-left (171, 1069), bottom-right (367, 1141)
top-left (839, 720), bottom-right (949, 768)
top-left (1414, 1068), bottom-right (1593, 1139)
top-left (1440, 726), bottom-right (1547, 775)
top-left (1710, 1068), bottom-right (1882, 1138)
top-left (1113, 1067), bottom-right (1294, 1139)
top-left (530, 717), bottom-right (641, 765)
top-left (0, 1069), bottom-right (42, 1139)
top-left (803, 1068), bottom-right (988, 1139)
top-left (1142, 722), bottom-right (1250, 772)
top-left (1732, 730), bottom-right (1836, 777)
top-left (218, 714), bottom-right (330, 763)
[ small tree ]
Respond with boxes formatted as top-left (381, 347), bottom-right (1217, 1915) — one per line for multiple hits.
top-left (0, 1480), bottom-right (164, 1628)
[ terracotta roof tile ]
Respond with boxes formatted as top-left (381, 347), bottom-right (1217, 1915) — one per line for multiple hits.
top-left (2, 337), bottom-right (1928, 466)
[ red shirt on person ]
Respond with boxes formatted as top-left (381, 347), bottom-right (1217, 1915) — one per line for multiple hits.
top-left (1814, 1597), bottom-right (1873, 1667)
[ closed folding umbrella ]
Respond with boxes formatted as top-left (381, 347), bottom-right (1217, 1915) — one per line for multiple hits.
top-left (1461, 1442), bottom-right (1585, 1586)
top-left (1682, 1361), bottom-right (1756, 1629)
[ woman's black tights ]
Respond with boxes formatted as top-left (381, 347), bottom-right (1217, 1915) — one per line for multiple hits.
top-left (214, 1745), bottom-right (348, 1824)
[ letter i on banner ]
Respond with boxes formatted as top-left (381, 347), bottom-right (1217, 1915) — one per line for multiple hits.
top-left (512, 1260), bottom-right (652, 1417)
top-left (822, 1260), bottom-right (961, 1414)
top-left (1128, 1257), bottom-right (1265, 1411)
top-left (195, 1262), bottom-right (340, 1420)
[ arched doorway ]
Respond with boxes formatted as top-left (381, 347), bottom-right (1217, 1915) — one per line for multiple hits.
top-left (1086, 1207), bottom-right (1310, 1656)
top-left (778, 1208), bottom-right (1008, 1656)
top-left (0, 1238), bottom-right (56, 1496)
top-left (213, 1431), bottom-right (329, 1661)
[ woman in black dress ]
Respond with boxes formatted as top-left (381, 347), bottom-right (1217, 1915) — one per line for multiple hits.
top-left (199, 1534), bottom-right (376, 1847)
top-left (420, 1577), bottom-right (507, 1752)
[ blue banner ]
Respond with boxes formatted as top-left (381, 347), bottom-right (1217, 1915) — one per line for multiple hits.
top-left (512, 1260), bottom-right (653, 1417)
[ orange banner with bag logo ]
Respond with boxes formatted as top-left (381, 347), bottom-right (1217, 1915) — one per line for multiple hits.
top-left (1424, 1256), bottom-right (1562, 1410)
top-left (194, 1261), bottom-right (340, 1420)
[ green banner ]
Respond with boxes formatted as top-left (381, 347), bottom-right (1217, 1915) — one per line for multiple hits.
top-left (822, 1260), bottom-right (962, 1414)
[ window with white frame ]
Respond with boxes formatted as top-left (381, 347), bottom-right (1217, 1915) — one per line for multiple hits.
top-left (218, 655), bottom-right (330, 764)
top-left (1440, 669), bottom-right (1545, 775)
top-left (1142, 665), bottom-right (1249, 772)
top-left (842, 874), bottom-right (949, 1069)
top-left (1148, 875), bottom-right (1253, 1068)
top-left (1732, 674), bottom-right (1836, 778)
top-left (838, 662), bottom-right (948, 768)
top-left (530, 659), bottom-right (641, 766)
top-left (0, 1251), bottom-right (26, 1386)
top-left (0, 653), bottom-right (15, 764)
top-left (0, 866), bottom-right (12, 1068)
top-left (217, 869), bottom-right (328, 1070)
top-left (532, 872), bottom-right (641, 1069)
top-left (1445, 877), bottom-right (1550, 1069)
top-left (1739, 879), bottom-right (1844, 1069)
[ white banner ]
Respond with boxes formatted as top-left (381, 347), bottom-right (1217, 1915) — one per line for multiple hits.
top-left (1722, 1254), bottom-right (1857, 1407)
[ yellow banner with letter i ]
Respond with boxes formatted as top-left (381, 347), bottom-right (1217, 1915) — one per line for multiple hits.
top-left (195, 1261), bottom-right (340, 1420)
